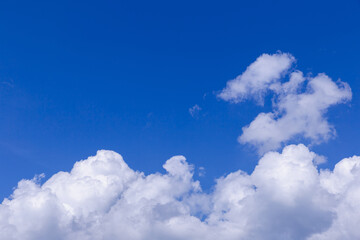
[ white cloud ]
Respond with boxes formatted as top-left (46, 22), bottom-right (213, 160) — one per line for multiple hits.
top-left (189, 104), bottom-right (201, 118)
top-left (218, 52), bottom-right (295, 104)
top-left (1, 146), bottom-right (360, 239)
top-left (219, 53), bottom-right (352, 153)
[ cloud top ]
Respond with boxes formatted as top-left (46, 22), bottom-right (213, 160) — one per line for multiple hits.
top-left (218, 52), bottom-right (295, 104)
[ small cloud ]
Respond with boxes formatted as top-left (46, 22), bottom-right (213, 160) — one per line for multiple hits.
top-left (1, 79), bottom-right (15, 88)
top-left (144, 112), bottom-right (154, 129)
top-left (198, 166), bottom-right (206, 177)
top-left (203, 92), bottom-right (209, 100)
top-left (189, 104), bottom-right (201, 118)
top-left (314, 154), bottom-right (327, 165)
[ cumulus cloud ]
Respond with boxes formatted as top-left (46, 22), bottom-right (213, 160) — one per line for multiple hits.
top-left (218, 52), bottom-right (295, 104)
top-left (218, 53), bottom-right (352, 153)
top-left (1, 146), bottom-right (360, 239)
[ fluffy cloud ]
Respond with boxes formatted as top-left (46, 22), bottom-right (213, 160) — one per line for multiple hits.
top-left (218, 52), bottom-right (295, 104)
top-left (218, 53), bottom-right (352, 153)
top-left (1, 146), bottom-right (360, 239)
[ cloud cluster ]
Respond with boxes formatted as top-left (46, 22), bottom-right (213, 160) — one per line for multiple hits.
top-left (218, 53), bottom-right (352, 153)
top-left (1, 146), bottom-right (360, 239)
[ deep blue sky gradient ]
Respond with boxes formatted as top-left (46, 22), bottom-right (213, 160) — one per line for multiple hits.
top-left (0, 0), bottom-right (360, 197)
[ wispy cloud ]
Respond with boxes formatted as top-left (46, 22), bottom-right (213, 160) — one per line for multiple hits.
top-left (189, 104), bottom-right (202, 118)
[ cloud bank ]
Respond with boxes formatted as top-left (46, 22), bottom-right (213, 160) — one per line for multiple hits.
top-left (218, 53), bottom-right (352, 153)
top-left (1, 146), bottom-right (360, 240)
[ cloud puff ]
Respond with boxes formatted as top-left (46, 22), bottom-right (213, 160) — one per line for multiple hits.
top-left (218, 52), bottom-right (295, 104)
top-left (1, 146), bottom-right (360, 239)
top-left (218, 53), bottom-right (352, 153)
top-left (189, 104), bottom-right (202, 118)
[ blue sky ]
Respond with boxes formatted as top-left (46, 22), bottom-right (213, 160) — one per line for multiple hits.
top-left (0, 0), bottom-right (360, 201)
top-left (2, 1), bottom-right (360, 239)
